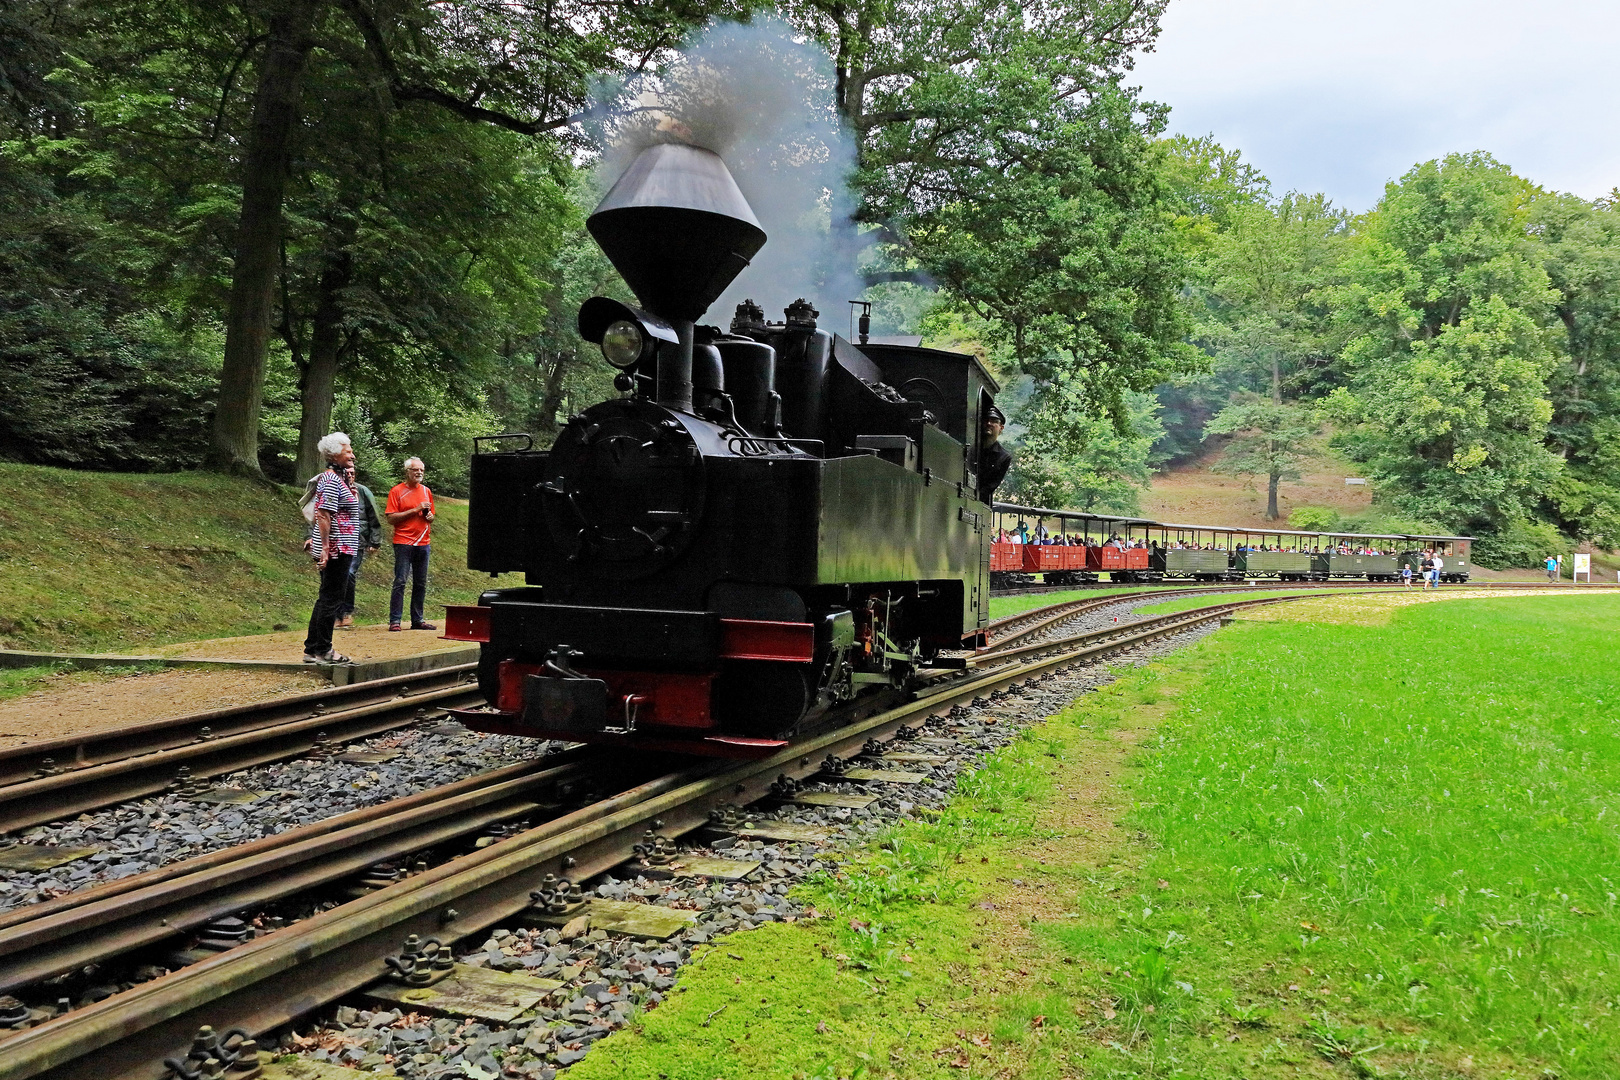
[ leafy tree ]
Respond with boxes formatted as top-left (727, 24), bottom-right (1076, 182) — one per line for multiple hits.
top-left (1007, 390), bottom-right (1163, 513)
top-left (1325, 153), bottom-right (1563, 532)
top-left (1203, 393), bottom-right (1321, 518)
top-left (1196, 193), bottom-right (1344, 517)
top-left (95, 0), bottom-right (751, 475)
top-left (781, 0), bottom-right (1196, 435)
top-left (1531, 191), bottom-right (1620, 546)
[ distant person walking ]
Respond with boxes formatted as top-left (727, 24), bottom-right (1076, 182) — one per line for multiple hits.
top-left (1430, 552), bottom-right (1444, 588)
top-left (386, 457), bottom-right (436, 631)
top-left (1546, 554), bottom-right (1559, 583)
top-left (337, 467), bottom-right (383, 629)
top-left (303, 433), bottom-right (359, 664)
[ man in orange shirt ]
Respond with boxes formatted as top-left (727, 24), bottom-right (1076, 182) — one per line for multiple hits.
top-left (385, 456), bottom-right (437, 630)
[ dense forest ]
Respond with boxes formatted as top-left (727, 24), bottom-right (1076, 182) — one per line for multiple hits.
top-left (1, 0), bottom-right (1614, 565)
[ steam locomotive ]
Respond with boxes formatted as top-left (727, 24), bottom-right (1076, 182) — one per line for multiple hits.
top-left (443, 142), bottom-right (1001, 757)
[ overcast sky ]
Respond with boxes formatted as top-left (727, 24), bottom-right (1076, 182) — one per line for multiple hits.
top-left (1130, 0), bottom-right (1620, 212)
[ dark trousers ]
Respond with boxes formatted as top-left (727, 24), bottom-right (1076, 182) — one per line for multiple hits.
top-left (390, 544), bottom-right (430, 626)
top-left (338, 546), bottom-right (367, 619)
top-left (304, 553), bottom-right (354, 656)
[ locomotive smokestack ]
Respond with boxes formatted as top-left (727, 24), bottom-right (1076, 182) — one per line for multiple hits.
top-left (587, 144), bottom-right (765, 320)
top-left (587, 144), bottom-right (767, 413)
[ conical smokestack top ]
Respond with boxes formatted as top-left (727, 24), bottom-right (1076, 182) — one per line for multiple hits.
top-left (587, 143), bottom-right (767, 322)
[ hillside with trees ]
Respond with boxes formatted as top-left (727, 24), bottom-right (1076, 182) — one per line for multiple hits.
top-left (1, 1), bottom-right (1614, 565)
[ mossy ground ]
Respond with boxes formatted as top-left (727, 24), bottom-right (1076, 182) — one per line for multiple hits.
top-left (0, 463), bottom-right (490, 652)
top-left (569, 593), bottom-right (1620, 1080)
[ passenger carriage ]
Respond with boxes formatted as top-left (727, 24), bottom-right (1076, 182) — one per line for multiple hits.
top-left (985, 503), bottom-right (1474, 589)
top-left (1139, 523), bottom-right (1240, 581)
top-left (1315, 533), bottom-right (1403, 581)
top-left (1401, 535), bottom-right (1472, 583)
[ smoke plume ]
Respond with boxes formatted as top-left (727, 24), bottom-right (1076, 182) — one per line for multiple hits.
top-left (588, 18), bottom-right (865, 330)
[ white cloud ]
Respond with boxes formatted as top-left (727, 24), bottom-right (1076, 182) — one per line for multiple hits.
top-left (1132, 0), bottom-right (1620, 209)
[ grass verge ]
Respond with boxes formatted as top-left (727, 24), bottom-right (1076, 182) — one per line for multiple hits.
top-left (569, 594), bottom-right (1620, 1080)
top-left (0, 463), bottom-right (491, 652)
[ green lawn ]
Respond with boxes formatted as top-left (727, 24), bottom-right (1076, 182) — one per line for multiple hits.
top-left (570, 594), bottom-right (1620, 1080)
top-left (0, 464), bottom-right (491, 653)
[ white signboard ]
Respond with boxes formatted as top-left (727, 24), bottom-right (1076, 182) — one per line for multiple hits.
top-left (1573, 553), bottom-right (1591, 582)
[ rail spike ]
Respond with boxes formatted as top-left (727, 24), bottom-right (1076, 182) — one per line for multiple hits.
top-left (163, 1026), bottom-right (261, 1080)
top-left (383, 934), bottom-right (451, 986)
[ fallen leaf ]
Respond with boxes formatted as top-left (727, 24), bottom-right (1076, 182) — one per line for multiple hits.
top-left (1145, 1005), bottom-right (1155, 1014)
top-left (901, 953), bottom-right (914, 962)
top-left (1300, 922), bottom-right (1322, 932)
top-left (1157, 879), bottom-right (1169, 889)
top-left (970, 1034), bottom-right (992, 1048)
top-left (1103, 1008), bottom-right (1117, 1020)
top-left (1227, 1032), bottom-right (1240, 1043)
top-left (1287, 984), bottom-right (1300, 991)
top-left (1031, 1015), bottom-right (1046, 1029)
top-left (949, 1053), bottom-right (971, 1069)
top-left (816, 1021), bottom-right (827, 1035)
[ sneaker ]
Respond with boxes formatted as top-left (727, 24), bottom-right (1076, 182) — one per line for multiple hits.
top-left (411, 621), bottom-right (438, 631)
top-left (302, 653), bottom-right (325, 664)
top-left (389, 623), bottom-right (403, 632)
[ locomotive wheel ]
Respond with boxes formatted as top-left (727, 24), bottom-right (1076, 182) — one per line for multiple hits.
top-left (713, 660), bottom-right (812, 737)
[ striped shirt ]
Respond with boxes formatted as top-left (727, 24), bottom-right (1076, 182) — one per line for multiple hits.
top-left (310, 468), bottom-right (360, 558)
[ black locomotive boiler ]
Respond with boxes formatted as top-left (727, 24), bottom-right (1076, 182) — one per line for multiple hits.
top-left (443, 142), bottom-right (1001, 757)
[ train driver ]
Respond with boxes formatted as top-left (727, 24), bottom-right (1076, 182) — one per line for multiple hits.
top-left (979, 404), bottom-right (1013, 500)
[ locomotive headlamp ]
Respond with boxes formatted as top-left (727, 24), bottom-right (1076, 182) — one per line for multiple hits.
top-left (599, 320), bottom-right (645, 369)
top-left (577, 296), bottom-right (675, 371)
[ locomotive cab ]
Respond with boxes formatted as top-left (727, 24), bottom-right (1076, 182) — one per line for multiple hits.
top-left (446, 142), bottom-right (999, 757)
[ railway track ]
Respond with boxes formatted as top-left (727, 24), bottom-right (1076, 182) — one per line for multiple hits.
top-left (10, 580), bottom-right (1601, 1080)
top-left (0, 592), bottom-right (1270, 1080)
top-left (991, 578), bottom-right (1618, 598)
top-left (0, 666), bottom-right (481, 834)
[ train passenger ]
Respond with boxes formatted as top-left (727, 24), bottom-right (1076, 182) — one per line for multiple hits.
top-left (978, 405), bottom-right (1013, 499)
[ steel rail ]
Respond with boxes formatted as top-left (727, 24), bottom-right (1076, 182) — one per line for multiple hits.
top-left (992, 579), bottom-right (1619, 598)
top-left (0, 597), bottom-right (1251, 1080)
top-left (0, 748), bottom-right (616, 995)
top-left (0, 680), bottom-right (483, 834)
top-left (0, 665), bottom-right (477, 788)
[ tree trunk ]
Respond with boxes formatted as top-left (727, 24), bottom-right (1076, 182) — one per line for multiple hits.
top-left (208, 0), bottom-right (321, 476)
top-left (1267, 467), bottom-right (1281, 521)
top-left (534, 351), bottom-right (571, 442)
top-left (294, 241), bottom-right (354, 482)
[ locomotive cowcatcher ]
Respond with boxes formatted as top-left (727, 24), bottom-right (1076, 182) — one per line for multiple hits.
top-left (442, 142), bottom-right (1002, 757)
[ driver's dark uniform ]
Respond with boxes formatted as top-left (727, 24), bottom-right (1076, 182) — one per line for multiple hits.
top-left (979, 441), bottom-right (1012, 501)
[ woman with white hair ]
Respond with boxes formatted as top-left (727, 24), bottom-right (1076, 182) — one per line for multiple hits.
top-left (303, 432), bottom-right (360, 664)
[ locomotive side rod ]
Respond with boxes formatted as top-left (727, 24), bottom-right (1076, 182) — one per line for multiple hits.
top-left (0, 596), bottom-right (1303, 1080)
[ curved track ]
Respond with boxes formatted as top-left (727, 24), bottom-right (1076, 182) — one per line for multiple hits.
top-left (0, 591), bottom-right (1302, 1080)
